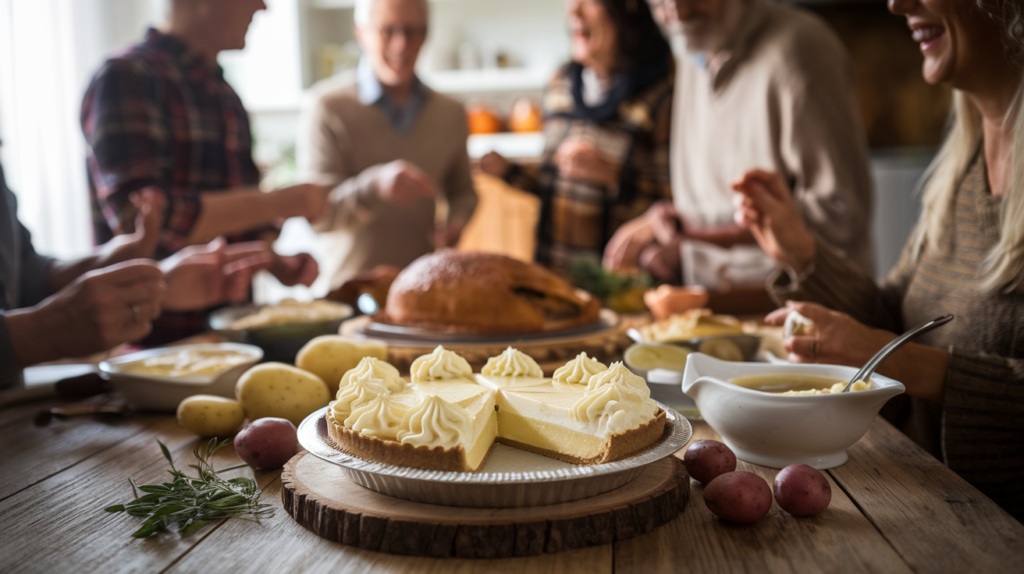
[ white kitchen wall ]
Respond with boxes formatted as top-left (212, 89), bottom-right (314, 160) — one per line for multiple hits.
top-left (0, 0), bottom-right (165, 259)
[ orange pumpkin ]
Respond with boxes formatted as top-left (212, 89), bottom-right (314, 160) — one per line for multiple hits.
top-left (467, 104), bottom-right (504, 135)
top-left (509, 98), bottom-right (543, 133)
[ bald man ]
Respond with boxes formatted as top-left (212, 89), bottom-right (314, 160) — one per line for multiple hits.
top-left (298, 0), bottom-right (477, 289)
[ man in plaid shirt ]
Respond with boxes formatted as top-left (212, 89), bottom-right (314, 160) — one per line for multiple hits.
top-left (82, 0), bottom-right (326, 342)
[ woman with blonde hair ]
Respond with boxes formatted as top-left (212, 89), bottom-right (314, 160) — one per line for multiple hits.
top-left (732, 0), bottom-right (1024, 519)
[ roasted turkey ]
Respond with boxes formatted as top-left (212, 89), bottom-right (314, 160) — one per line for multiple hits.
top-left (382, 250), bottom-right (601, 334)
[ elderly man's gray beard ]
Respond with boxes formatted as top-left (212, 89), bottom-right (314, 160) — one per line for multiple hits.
top-left (679, 0), bottom-right (746, 56)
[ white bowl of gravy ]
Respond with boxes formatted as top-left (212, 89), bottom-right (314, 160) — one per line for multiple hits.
top-left (681, 353), bottom-right (905, 469)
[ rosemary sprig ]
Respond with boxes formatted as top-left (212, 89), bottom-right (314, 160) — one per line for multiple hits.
top-left (105, 438), bottom-right (274, 538)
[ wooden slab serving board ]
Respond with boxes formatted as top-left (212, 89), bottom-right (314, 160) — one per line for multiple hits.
top-left (281, 452), bottom-right (690, 559)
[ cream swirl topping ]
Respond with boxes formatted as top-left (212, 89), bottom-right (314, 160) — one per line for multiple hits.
top-left (410, 346), bottom-right (473, 382)
top-left (552, 352), bottom-right (608, 386)
top-left (482, 347), bottom-right (543, 378)
top-left (397, 394), bottom-right (473, 449)
top-left (339, 357), bottom-right (405, 392)
top-left (333, 377), bottom-right (390, 419)
top-left (345, 394), bottom-right (409, 439)
top-left (586, 361), bottom-right (651, 398)
top-left (570, 378), bottom-right (658, 435)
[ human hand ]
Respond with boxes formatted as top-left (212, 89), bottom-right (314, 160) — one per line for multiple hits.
top-left (274, 183), bottom-right (329, 224)
top-left (479, 152), bottom-right (512, 178)
top-left (646, 201), bottom-right (684, 246)
top-left (603, 215), bottom-right (656, 271)
top-left (376, 160), bottom-right (436, 206)
top-left (102, 187), bottom-right (167, 263)
top-left (198, 241), bottom-right (316, 287)
top-left (767, 301), bottom-right (952, 401)
top-left (765, 301), bottom-right (894, 366)
top-left (432, 219), bottom-right (465, 250)
top-left (731, 169), bottom-right (816, 271)
top-left (7, 260), bottom-right (166, 366)
top-left (161, 238), bottom-right (273, 311)
top-left (639, 240), bottom-right (682, 283)
top-left (269, 252), bottom-right (319, 287)
top-left (554, 138), bottom-right (621, 188)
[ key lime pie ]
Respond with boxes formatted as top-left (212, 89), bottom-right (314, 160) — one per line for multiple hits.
top-left (325, 346), bottom-right (666, 472)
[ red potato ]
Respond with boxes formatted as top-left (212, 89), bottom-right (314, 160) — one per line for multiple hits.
top-left (234, 418), bottom-right (298, 470)
top-left (703, 471), bottom-right (773, 524)
top-left (774, 464), bottom-right (832, 516)
top-left (683, 440), bottom-right (737, 485)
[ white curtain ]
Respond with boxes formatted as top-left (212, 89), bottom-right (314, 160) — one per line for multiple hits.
top-left (0, 0), bottom-right (166, 260)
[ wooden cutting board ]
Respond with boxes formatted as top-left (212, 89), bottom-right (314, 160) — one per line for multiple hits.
top-left (281, 452), bottom-right (690, 559)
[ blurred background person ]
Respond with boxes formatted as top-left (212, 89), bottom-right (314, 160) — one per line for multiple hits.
top-left (605, 0), bottom-right (873, 291)
top-left (298, 0), bottom-right (477, 290)
top-left (733, 0), bottom-right (1024, 520)
top-left (81, 0), bottom-right (322, 344)
top-left (480, 0), bottom-right (674, 274)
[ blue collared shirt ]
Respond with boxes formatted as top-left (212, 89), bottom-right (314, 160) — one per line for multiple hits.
top-left (356, 57), bottom-right (427, 135)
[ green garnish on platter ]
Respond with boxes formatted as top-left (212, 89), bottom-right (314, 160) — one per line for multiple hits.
top-left (105, 439), bottom-right (273, 538)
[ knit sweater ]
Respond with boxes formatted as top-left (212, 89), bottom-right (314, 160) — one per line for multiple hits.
top-left (298, 71), bottom-right (478, 289)
top-left (673, 0), bottom-right (874, 283)
top-left (775, 152), bottom-right (1024, 519)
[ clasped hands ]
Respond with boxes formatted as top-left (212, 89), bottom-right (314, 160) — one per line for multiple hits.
top-left (603, 201), bottom-right (685, 282)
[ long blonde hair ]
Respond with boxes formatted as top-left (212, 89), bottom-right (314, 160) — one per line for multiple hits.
top-left (914, 0), bottom-right (1024, 293)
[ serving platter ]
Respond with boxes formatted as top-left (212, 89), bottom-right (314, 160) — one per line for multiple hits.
top-left (297, 402), bottom-right (691, 508)
top-left (341, 309), bottom-right (635, 373)
top-left (359, 308), bottom-right (620, 346)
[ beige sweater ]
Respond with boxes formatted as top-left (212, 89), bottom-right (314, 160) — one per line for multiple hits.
top-left (672, 0), bottom-right (874, 282)
top-left (298, 72), bottom-right (477, 288)
top-left (776, 153), bottom-right (1024, 520)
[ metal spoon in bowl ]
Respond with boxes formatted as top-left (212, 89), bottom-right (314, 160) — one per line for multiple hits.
top-left (842, 314), bottom-right (954, 392)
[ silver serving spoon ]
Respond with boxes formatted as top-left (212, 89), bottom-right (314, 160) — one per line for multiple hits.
top-left (842, 315), bottom-right (954, 392)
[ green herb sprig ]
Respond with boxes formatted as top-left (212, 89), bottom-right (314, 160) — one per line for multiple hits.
top-left (105, 438), bottom-right (273, 538)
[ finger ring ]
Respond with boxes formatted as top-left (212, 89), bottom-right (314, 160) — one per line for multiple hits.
top-left (130, 304), bottom-right (140, 323)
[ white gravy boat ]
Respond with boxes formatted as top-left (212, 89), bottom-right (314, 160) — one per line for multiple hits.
top-left (681, 353), bottom-right (905, 469)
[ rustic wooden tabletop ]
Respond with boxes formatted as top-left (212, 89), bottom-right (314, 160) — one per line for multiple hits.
top-left (1, 397), bottom-right (1021, 573)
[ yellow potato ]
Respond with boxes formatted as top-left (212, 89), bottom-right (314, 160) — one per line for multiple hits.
top-left (295, 336), bottom-right (388, 393)
top-left (235, 363), bottom-right (331, 425)
top-left (176, 395), bottom-right (246, 437)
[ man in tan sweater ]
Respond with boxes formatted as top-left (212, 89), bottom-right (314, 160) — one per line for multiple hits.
top-left (605, 0), bottom-right (873, 288)
top-left (298, 0), bottom-right (477, 289)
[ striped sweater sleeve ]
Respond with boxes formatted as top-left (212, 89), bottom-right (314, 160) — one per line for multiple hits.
top-left (769, 236), bottom-right (907, 332)
top-left (942, 349), bottom-right (1024, 517)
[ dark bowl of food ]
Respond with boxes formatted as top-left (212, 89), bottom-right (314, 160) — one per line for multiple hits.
top-left (209, 299), bottom-right (354, 363)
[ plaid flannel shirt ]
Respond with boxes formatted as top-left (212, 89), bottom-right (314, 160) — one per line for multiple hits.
top-left (81, 29), bottom-right (263, 259)
top-left (505, 62), bottom-right (674, 273)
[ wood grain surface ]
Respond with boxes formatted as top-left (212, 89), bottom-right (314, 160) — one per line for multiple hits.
top-left (280, 453), bottom-right (689, 558)
top-left (1, 398), bottom-right (1022, 574)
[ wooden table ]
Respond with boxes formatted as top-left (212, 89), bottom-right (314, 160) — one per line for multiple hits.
top-left (1, 398), bottom-right (1021, 574)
